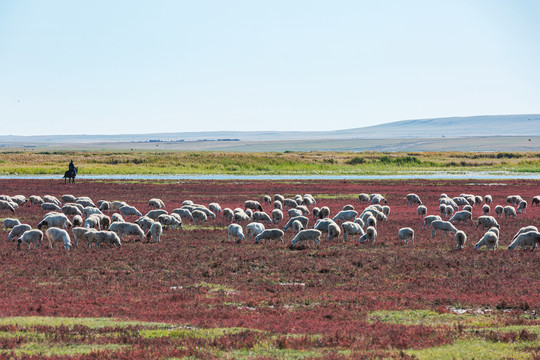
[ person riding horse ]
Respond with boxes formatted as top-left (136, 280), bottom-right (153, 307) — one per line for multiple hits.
top-left (64, 160), bottom-right (78, 183)
top-left (69, 160), bottom-right (75, 173)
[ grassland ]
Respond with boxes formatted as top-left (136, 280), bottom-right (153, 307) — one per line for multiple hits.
top-left (0, 150), bottom-right (539, 175)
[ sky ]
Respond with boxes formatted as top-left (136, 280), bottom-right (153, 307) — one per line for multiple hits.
top-left (1, 1), bottom-right (539, 135)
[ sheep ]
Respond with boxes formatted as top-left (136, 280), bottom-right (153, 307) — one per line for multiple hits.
top-left (288, 208), bottom-right (303, 219)
top-left (10, 195), bottom-right (26, 206)
top-left (445, 204), bottom-right (455, 217)
top-left (146, 222), bottom-right (163, 243)
top-left (382, 206), bottom-right (391, 217)
top-left (192, 209), bottom-right (209, 225)
top-left (182, 200), bottom-right (194, 206)
top-left (263, 195), bottom-right (272, 205)
top-left (72, 227), bottom-right (96, 247)
top-left (474, 230), bottom-right (499, 251)
top-left (209, 203), bottom-right (222, 213)
top-left (484, 195), bottom-right (493, 204)
top-left (233, 210), bottom-right (249, 223)
top-left (112, 201), bottom-right (128, 210)
top-left (196, 207), bottom-right (216, 219)
top-left (358, 193), bottom-right (370, 204)
top-left (119, 205), bottom-right (142, 218)
top-left (353, 217), bottom-right (365, 228)
top-left (398, 227), bottom-right (414, 244)
top-left (318, 206), bottom-right (330, 219)
top-left (422, 215), bottom-right (441, 230)
top-left (38, 213), bottom-right (72, 230)
top-left (61, 194), bottom-right (77, 203)
top-left (255, 229), bottom-right (284, 244)
top-left (245, 222), bottom-right (265, 242)
top-left (302, 195), bottom-right (315, 207)
top-left (146, 209), bottom-right (168, 220)
top-left (41, 203), bottom-right (61, 213)
top-left (291, 219), bottom-right (304, 233)
top-left (135, 216), bottom-right (155, 232)
top-left (449, 210), bottom-right (473, 225)
top-left (172, 208), bottom-right (194, 223)
top-left (86, 230), bottom-right (122, 248)
top-left (463, 205), bottom-right (473, 213)
top-left (283, 216), bottom-right (309, 232)
top-left (508, 231), bottom-right (540, 251)
top-left (512, 226), bottom-right (539, 241)
top-left (290, 229), bottom-right (321, 248)
top-left (62, 204), bottom-right (83, 217)
top-left (517, 200), bottom-right (527, 214)
top-left (365, 215), bottom-right (377, 229)
top-left (17, 229), bottom-right (43, 250)
top-left (222, 208), bottom-right (234, 222)
top-left (274, 194), bottom-right (285, 203)
top-left (111, 213), bottom-right (124, 223)
top-left (296, 205), bottom-right (310, 216)
top-left (274, 200), bottom-right (283, 210)
top-left (359, 226), bottom-right (377, 243)
top-left (72, 215), bottom-right (83, 227)
top-left (332, 210), bottom-right (358, 223)
top-left (283, 198), bottom-right (298, 209)
top-left (341, 221), bottom-right (364, 241)
top-left (314, 218), bottom-right (340, 240)
top-left (45, 227), bottom-right (71, 250)
top-left (8, 224), bottom-right (31, 242)
top-left (406, 193), bottom-right (422, 207)
top-left (482, 204), bottom-right (490, 216)
top-left (108, 222), bottom-right (145, 242)
top-left (83, 206), bottom-right (103, 218)
top-left (43, 195), bottom-right (61, 206)
top-left (342, 204), bottom-right (355, 211)
top-left (440, 197), bottom-right (459, 210)
top-left (370, 194), bottom-right (387, 205)
top-left (148, 198), bottom-right (166, 209)
top-left (312, 207), bottom-right (320, 219)
top-left (431, 220), bottom-right (458, 238)
top-left (454, 230), bottom-right (467, 250)
top-left (271, 209), bottom-right (283, 224)
top-left (84, 215), bottom-right (101, 230)
top-left (3, 218), bottom-right (21, 232)
top-left (252, 211), bottom-right (273, 224)
top-left (475, 216), bottom-right (499, 230)
top-left (294, 195), bottom-right (303, 205)
top-left (157, 214), bottom-right (182, 229)
top-left (503, 206), bottom-right (517, 219)
top-left (494, 205), bottom-right (504, 218)
top-left (506, 195), bottom-right (523, 207)
top-left (532, 196), bottom-right (540, 207)
top-left (97, 201), bottom-right (112, 213)
top-left (29, 195), bottom-right (44, 206)
top-left (417, 205), bottom-right (427, 219)
top-left (76, 199), bottom-right (96, 208)
top-left (244, 200), bottom-right (263, 212)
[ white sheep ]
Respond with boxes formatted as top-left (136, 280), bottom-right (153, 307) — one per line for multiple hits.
top-left (274, 200), bottom-right (283, 210)
top-left (463, 205), bottom-right (473, 213)
top-left (145, 209), bottom-right (168, 220)
top-left (290, 229), bottom-right (322, 248)
top-left (382, 205), bottom-right (391, 217)
top-left (61, 194), bottom-right (77, 203)
top-left (406, 193), bottom-right (422, 207)
top-left (365, 215), bottom-right (377, 229)
top-left (209, 203), bottom-right (222, 213)
top-left (119, 205), bottom-right (142, 218)
top-left (516, 200), bottom-right (527, 214)
top-left (353, 217), bottom-right (365, 228)
top-left (288, 208), bottom-right (303, 219)
top-left (370, 194), bottom-right (387, 205)
top-left (255, 229), bottom-right (284, 244)
top-left (417, 205), bottom-right (427, 219)
top-left (532, 196), bottom-right (540, 207)
top-left (303, 194), bottom-right (316, 207)
top-left (244, 200), bottom-right (263, 212)
top-left (341, 221), bottom-right (364, 241)
top-left (358, 193), bottom-right (370, 204)
top-left (17, 229), bottom-right (43, 250)
top-left (38, 213), bottom-right (72, 230)
top-left (274, 194), bottom-right (285, 203)
top-left (72, 215), bottom-right (83, 227)
top-left (148, 198), bottom-right (166, 209)
top-left (503, 206), bottom-right (517, 219)
top-left (252, 211), bottom-right (273, 224)
top-left (431, 220), bottom-right (458, 238)
top-left (245, 222), bottom-right (265, 242)
top-left (86, 230), bottom-right (122, 248)
top-left (192, 209), bottom-right (209, 225)
top-left (157, 214), bottom-right (182, 229)
top-left (3, 218), bottom-right (21, 232)
top-left (72, 227), bottom-right (97, 247)
top-left (482, 204), bottom-right (490, 216)
top-left (45, 227), bottom-right (71, 250)
top-left (327, 222), bottom-right (341, 241)
top-left (506, 195), bottom-right (523, 207)
top-left (312, 207), bottom-right (320, 219)
top-left (8, 224), bottom-right (31, 241)
top-left (41, 203), bottom-right (61, 213)
top-left (222, 208), bottom-right (234, 222)
top-left (83, 206), bottom-right (103, 218)
top-left (76, 198), bottom-right (96, 208)
top-left (283, 198), bottom-right (298, 209)
top-left (359, 226), bottom-right (377, 243)
top-left (474, 230), bottom-right (499, 251)
top-left (108, 222), bottom-right (145, 242)
top-left (475, 216), bottom-right (500, 231)
top-left (233, 210), bottom-right (249, 223)
top-left (43, 195), bottom-right (61, 206)
top-left (313, 218), bottom-right (337, 234)
top-left (484, 195), bottom-right (493, 204)
top-left (263, 195), bottom-right (272, 204)
top-left (10, 195), bottom-right (26, 206)
top-left (271, 209), bottom-right (283, 224)
top-left (318, 206), bottom-right (330, 219)
top-left (84, 215), bottom-right (101, 230)
top-left (422, 215), bottom-right (441, 230)
top-left (474, 195), bottom-right (483, 206)
top-left (135, 216), bottom-right (156, 232)
top-left (332, 210), bottom-right (358, 223)
top-left (172, 208), bottom-right (194, 223)
top-left (449, 210), bottom-right (473, 225)
top-left (512, 226), bottom-right (538, 241)
top-left (112, 201), bottom-right (128, 210)
top-left (146, 222), bottom-right (163, 243)
top-left (182, 200), bottom-right (194, 206)
top-left (98, 201), bottom-right (112, 213)
top-left (62, 204), bottom-right (83, 217)
top-left (454, 230), bottom-right (467, 250)
top-left (342, 204), bottom-right (355, 211)
top-left (291, 219), bottom-right (304, 234)
top-left (508, 231), bottom-right (539, 251)
top-left (494, 205), bottom-right (503, 218)
top-left (111, 213), bottom-right (125, 223)
top-left (398, 227), bottom-right (414, 244)
top-left (283, 216), bottom-right (309, 232)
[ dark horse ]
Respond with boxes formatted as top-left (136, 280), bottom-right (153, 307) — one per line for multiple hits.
top-left (63, 167), bottom-right (78, 184)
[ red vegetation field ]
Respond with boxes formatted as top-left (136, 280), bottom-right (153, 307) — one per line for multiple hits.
top-left (0, 179), bottom-right (538, 358)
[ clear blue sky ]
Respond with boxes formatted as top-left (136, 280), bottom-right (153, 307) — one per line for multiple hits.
top-left (1, 1), bottom-right (539, 135)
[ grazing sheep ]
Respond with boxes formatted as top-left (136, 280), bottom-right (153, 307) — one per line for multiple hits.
top-left (370, 194), bottom-right (387, 205)
top-left (474, 230), bottom-right (499, 251)
top-left (233, 210), bottom-right (250, 223)
top-left (41, 203), bottom-right (61, 213)
top-left (283, 216), bottom-right (309, 232)
top-left (291, 219), bottom-right (304, 233)
top-left (172, 208), bottom-right (194, 223)
top-left (209, 203), bottom-right (222, 213)
top-left (271, 209), bottom-right (283, 224)
top-left (45, 227), bottom-right (71, 250)
top-left (119, 205), bottom-right (142, 218)
top-left (112, 201), bottom-right (128, 210)
top-left (454, 230), bottom-right (467, 250)
top-left (303, 195), bottom-right (315, 207)
top-left (148, 198), bottom-right (165, 209)
top-left (318, 206), bottom-right (330, 219)
top-left (295, 205), bottom-right (310, 216)
top-left (29, 195), bottom-right (44, 206)
top-left (358, 193), bottom-right (370, 204)
top-left (10, 195), bottom-right (26, 206)
top-left (474, 195), bottom-right (483, 206)
top-left (61, 194), bottom-right (77, 203)
top-left (244, 200), bottom-right (263, 212)
top-left (84, 215), bottom-right (101, 230)
top-left (364, 214), bottom-right (377, 229)
top-left (43, 195), bottom-right (61, 206)
top-left (263, 195), bottom-right (272, 204)
top-left (146, 209), bottom-right (168, 220)
top-left (98, 201), bottom-right (112, 213)
top-left (192, 209), bottom-right (209, 225)
top-left (76, 198), bottom-right (96, 208)
top-left (342, 204), bottom-right (355, 211)
top-left (283, 198), bottom-right (298, 209)
top-left (288, 208), bottom-right (303, 219)
top-left (506, 195), bottom-right (523, 207)
top-left (38, 213), bottom-right (72, 230)
top-left (290, 229), bottom-right (321, 248)
top-left (274, 200), bottom-right (283, 210)
top-left (482, 204), bottom-right (490, 216)
top-left (440, 197), bottom-right (459, 210)
top-left (274, 194), bottom-right (285, 203)
top-left (398, 227), bottom-right (414, 244)
top-left (417, 205), bottom-right (427, 219)
top-left (312, 207), bottom-right (320, 219)
top-left (182, 200), bottom-right (194, 206)
top-left (422, 215), bottom-right (441, 230)
top-left (353, 217), bottom-right (365, 228)
top-left (512, 226), bottom-right (539, 241)
top-left (17, 229), bottom-right (43, 250)
top-left (359, 226), bottom-right (377, 243)
top-left (72, 227), bottom-right (96, 247)
top-left (463, 205), bottom-right (473, 213)
top-left (484, 195), bottom-right (493, 204)
top-left (0, 200), bottom-right (16, 214)
top-left (255, 229), bottom-right (284, 244)
top-left (62, 204), bottom-right (83, 217)
top-left (449, 210), bottom-right (473, 225)
top-left (517, 200), bottom-right (527, 214)
top-left (157, 214), bottom-right (182, 229)
top-left (532, 196), bottom-right (540, 207)
top-left (431, 220), bottom-right (458, 238)
top-left (86, 230), bottom-right (122, 248)
top-left (503, 206), bottom-right (517, 219)
top-left (252, 211), bottom-right (273, 224)
top-left (294, 195), bottom-right (303, 205)
top-left (3, 218), bottom-right (21, 232)
top-left (332, 210), bottom-right (358, 223)
top-left (382, 206), bottom-right (391, 217)
top-left (341, 221), bottom-right (364, 241)
top-left (8, 224), bottom-right (31, 242)
top-left (146, 222), bottom-right (163, 243)
top-left (72, 215), bottom-right (83, 227)
top-left (313, 218), bottom-right (337, 233)
top-left (475, 216), bottom-right (499, 230)
top-left (135, 216), bottom-right (155, 232)
top-left (195, 207), bottom-right (216, 219)
top-left (406, 193), bottom-right (422, 207)
top-left (494, 205), bottom-right (504, 218)
top-left (444, 205), bottom-right (454, 218)
top-left (246, 222), bottom-right (265, 242)
top-left (508, 231), bottom-right (540, 251)
top-left (222, 208), bottom-right (234, 222)
top-left (111, 213), bottom-right (124, 223)
top-left (83, 206), bottom-right (103, 218)
top-left (109, 222), bottom-right (145, 242)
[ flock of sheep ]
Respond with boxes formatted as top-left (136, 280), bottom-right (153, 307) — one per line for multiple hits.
top-left (1, 191), bottom-right (539, 252)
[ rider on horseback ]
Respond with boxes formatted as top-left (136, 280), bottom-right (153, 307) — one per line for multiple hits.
top-left (69, 160), bottom-right (75, 173)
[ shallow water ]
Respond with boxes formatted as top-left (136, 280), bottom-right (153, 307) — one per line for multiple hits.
top-left (0, 172), bottom-right (538, 180)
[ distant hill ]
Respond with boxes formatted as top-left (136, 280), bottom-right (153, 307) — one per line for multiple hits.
top-left (0, 114), bottom-right (538, 144)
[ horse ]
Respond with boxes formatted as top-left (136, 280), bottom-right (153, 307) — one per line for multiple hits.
top-left (63, 167), bottom-right (78, 184)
